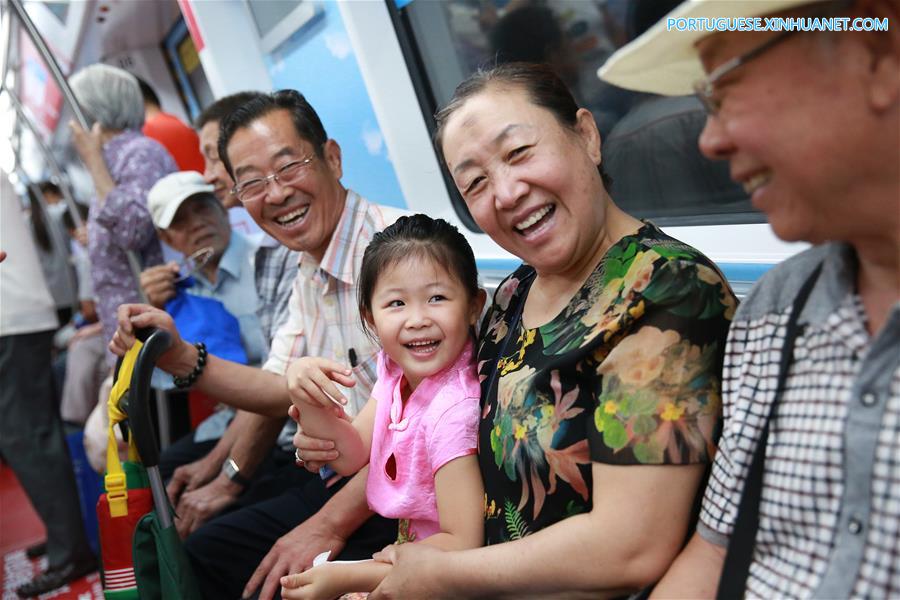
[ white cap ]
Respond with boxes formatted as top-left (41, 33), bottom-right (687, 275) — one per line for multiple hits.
top-left (598, 0), bottom-right (819, 95)
top-left (148, 171), bottom-right (215, 229)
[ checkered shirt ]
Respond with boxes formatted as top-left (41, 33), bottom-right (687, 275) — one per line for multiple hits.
top-left (254, 243), bottom-right (299, 348)
top-left (698, 243), bottom-right (900, 598)
top-left (263, 190), bottom-right (404, 417)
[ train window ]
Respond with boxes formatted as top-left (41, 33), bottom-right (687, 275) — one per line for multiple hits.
top-left (245, 0), bottom-right (321, 53)
top-left (392, 0), bottom-right (763, 229)
top-left (163, 19), bottom-right (214, 122)
top-left (40, 1), bottom-right (69, 24)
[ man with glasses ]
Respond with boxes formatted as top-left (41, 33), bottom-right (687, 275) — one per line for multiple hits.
top-left (601, 0), bottom-right (899, 597)
top-left (111, 90), bottom-right (403, 599)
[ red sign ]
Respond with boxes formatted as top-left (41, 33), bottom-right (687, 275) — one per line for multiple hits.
top-left (177, 0), bottom-right (205, 53)
top-left (18, 35), bottom-right (64, 138)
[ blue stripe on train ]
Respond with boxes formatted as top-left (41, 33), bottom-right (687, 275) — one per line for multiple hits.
top-left (475, 258), bottom-right (777, 288)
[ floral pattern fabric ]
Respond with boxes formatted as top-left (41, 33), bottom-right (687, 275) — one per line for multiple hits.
top-left (478, 222), bottom-right (737, 544)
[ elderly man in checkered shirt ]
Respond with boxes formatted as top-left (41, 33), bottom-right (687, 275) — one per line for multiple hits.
top-left (602, 0), bottom-right (899, 597)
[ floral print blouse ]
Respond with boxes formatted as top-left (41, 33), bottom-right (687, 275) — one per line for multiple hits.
top-left (477, 222), bottom-right (737, 544)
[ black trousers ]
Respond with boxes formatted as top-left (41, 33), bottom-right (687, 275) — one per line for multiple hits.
top-left (160, 433), bottom-right (320, 512)
top-left (185, 470), bottom-right (398, 599)
top-left (0, 330), bottom-right (93, 569)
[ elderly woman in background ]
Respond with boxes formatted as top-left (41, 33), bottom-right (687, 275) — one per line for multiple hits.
top-left (69, 64), bottom-right (177, 362)
top-left (356, 62), bottom-right (738, 598)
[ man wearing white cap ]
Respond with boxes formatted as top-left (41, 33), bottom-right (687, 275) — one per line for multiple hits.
top-left (145, 170), bottom-right (267, 369)
top-left (601, 0), bottom-right (899, 597)
top-left (143, 171), bottom-right (295, 521)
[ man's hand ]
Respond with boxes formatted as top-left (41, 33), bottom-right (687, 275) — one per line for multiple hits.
top-left (109, 303), bottom-right (190, 373)
top-left (140, 262), bottom-right (179, 308)
top-left (288, 404), bottom-right (340, 474)
top-left (173, 475), bottom-right (242, 539)
top-left (370, 543), bottom-right (447, 599)
top-left (166, 453), bottom-right (222, 506)
top-left (242, 514), bottom-right (348, 600)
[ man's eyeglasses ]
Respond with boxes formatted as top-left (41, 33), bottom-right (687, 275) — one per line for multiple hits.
top-left (693, 28), bottom-right (797, 115)
top-left (693, 0), bottom-right (851, 115)
top-left (232, 156), bottom-right (316, 204)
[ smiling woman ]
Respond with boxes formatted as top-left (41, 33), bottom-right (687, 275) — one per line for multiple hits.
top-left (368, 62), bottom-right (739, 599)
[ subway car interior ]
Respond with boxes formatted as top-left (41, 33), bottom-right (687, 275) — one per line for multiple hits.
top-left (0, 0), bottom-right (815, 598)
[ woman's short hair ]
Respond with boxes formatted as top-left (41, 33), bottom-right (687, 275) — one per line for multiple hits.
top-left (70, 64), bottom-right (144, 131)
top-left (434, 62), bottom-right (612, 189)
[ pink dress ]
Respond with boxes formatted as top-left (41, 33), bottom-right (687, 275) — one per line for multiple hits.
top-left (365, 340), bottom-right (480, 542)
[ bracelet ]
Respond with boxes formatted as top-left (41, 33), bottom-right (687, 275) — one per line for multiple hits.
top-left (172, 342), bottom-right (207, 389)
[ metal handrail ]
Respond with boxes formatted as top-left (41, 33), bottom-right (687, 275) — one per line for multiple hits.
top-left (0, 1), bottom-right (13, 91)
top-left (5, 87), bottom-right (86, 230)
top-left (7, 0), bottom-right (89, 130)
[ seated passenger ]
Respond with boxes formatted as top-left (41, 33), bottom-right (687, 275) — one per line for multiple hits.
top-left (143, 171), bottom-right (302, 509)
top-left (144, 170), bottom-right (268, 366)
top-left (156, 93), bottom-right (303, 540)
top-left (294, 63), bottom-right (737, 599)
top-left (600, 0), bottom-right (900, 596)
top-left (110, 90), bottom-right (404, 598)
top-left (282, 215), bottom-right (485, 598)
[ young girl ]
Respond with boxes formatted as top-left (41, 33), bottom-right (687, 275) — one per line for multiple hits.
top-left (281, 214), bottom-right (487, 599)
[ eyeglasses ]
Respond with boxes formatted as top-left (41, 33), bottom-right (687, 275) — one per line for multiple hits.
top-left (174, 246), bottom-right (215, 283)
top-left (693, 0), bottom-right (851, 116)
top-left (693, 29), bottom-right (797, 115)
top-left (231, 156), bottom-right (316, 204)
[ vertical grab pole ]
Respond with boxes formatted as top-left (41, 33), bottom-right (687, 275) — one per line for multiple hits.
top-left (5, 88), bottom-right (87, 231)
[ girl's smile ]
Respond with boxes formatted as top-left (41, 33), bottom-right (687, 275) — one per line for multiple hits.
top-left (366, 254), bottom-right (483, 391)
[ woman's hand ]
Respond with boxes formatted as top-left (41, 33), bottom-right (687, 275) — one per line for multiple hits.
top-left (109, 303), bottom-right (192, 373)
top-left (288, 404), bottom-right (340, 474)
top-left (286, 356), bottom-right (355, 414)
top-left (280, 563), bottom-right (348, 600)
top-left (370, 544), bottom-right (448, 599)
top-left (68, 120), bottom-right (105, 167)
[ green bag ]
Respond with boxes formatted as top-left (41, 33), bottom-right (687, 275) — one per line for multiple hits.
top-left (132, 511), bottom-right (202, 600)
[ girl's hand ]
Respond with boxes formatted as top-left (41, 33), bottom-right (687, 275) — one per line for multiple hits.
top-left (286, 356), bottom-right (356, 414)
top-left (280, 563), bottom-right (346, 600)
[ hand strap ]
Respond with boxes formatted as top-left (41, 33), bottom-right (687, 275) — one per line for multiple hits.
top-left (104, 340), bottom-right (144, 518)
top-left (716, 263), bottom-right (822, 599)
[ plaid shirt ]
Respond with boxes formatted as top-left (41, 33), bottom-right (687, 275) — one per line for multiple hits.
top-left (263, 190), bottom-right (403, 417)
top-left (254, 242), bottom-right (299, 348)
top-left (699, 243), bottom-right (900, 598)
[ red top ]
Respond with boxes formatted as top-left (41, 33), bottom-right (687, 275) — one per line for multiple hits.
top-left (142, 112), bottom-right (204, 174)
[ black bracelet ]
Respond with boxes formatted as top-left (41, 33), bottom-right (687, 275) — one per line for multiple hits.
top-left (172, 342), bottom-right (207, 389)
